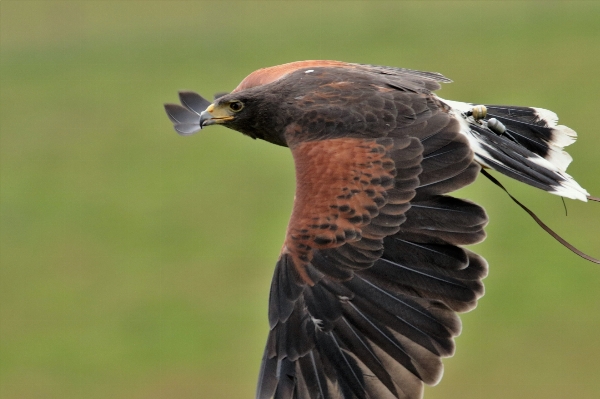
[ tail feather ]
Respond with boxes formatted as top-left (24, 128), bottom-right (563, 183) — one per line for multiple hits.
top-left (437, 98), bottom-right (589, 201)
top-left (485, 105), bottom-right (576, 172)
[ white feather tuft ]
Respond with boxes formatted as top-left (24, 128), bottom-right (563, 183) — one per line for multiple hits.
top-left (545, 148), bottom-right (573, 172)
top-left (525, 154), bottom-right (589, 200)
top-left (549, 125), bottom-right (577, 149)
top-left (532, 107), bottom-right (558, 127)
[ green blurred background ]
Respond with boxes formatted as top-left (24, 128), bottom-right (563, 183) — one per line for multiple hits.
top-left (1, 1), bottom-right (599, 398)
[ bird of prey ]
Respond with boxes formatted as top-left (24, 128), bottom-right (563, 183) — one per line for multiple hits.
top-left (164, 60), bottom-right (597, 399)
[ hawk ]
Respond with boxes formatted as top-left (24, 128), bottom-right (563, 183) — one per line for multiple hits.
top-left (164, 60), bottom-right (597, 399)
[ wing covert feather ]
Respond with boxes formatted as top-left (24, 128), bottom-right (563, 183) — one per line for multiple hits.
top-left (281, 136), bottom-right (418, 285)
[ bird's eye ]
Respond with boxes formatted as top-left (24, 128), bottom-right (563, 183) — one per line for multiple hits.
top-left (229, 101), bottom-right (244, 112)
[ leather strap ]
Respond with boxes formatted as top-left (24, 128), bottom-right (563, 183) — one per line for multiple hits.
top-left (481, 169), bottom-right (599, 264)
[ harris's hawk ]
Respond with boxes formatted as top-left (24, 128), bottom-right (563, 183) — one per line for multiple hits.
top-left (164, 60), bottom-right (597, 399)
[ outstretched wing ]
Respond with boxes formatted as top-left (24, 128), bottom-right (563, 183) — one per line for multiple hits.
top-left (257, 71), bottom-right (488, 399)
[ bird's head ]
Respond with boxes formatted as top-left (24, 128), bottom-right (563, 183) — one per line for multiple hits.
top-left (165, 90), bottom-right (267, 141)
top-left (199, 95), bottom-right (252, 131)
top-left (199, 90), bottom-right (289, 146)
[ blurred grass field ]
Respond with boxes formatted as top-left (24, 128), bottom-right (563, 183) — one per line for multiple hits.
top-left (1, 1), bottom-right (599, 398)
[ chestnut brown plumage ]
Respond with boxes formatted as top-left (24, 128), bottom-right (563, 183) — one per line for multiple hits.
top-left (164, 61), bottom-right (596, 399)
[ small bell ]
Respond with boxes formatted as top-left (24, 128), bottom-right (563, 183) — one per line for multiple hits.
top-left (470, 105), bottom-right (487, 120)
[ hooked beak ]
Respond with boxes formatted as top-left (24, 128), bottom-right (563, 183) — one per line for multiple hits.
top-left (199, 104), bottom-right (234, 128)
top-left (164, 92), bottom-right (234, 136)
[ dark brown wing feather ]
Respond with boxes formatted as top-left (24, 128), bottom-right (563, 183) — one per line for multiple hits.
top-left (256, 67), bottom-right (487, 399)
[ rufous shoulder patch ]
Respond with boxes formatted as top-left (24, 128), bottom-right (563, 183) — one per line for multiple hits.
top-left (283, 137), bottom-right (396, 283)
